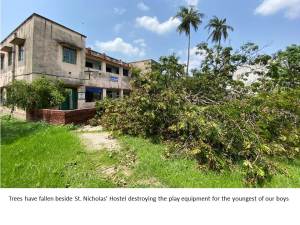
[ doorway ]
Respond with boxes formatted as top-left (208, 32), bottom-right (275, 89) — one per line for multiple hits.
top-left (60, 88), bottom-right (78, 110)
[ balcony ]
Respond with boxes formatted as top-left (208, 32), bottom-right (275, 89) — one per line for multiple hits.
top-left (86, 48), bottom-right (130, 68)
top-left (83, 69), bottom-right (130, 90)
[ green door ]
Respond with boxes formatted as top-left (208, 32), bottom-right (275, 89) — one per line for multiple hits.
top-left (71, 88), bottom-right (78, 109)
top-left (60, 88), bottom-right (78, 110)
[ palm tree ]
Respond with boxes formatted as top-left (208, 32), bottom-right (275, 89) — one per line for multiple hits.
top-left (175, 6), bottom-right (204, 75)
top-left (205, 16), bottom-right (234, 47)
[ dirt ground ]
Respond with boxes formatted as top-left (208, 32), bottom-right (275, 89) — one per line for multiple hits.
top-left (76, 125), bottom-right (120, 151)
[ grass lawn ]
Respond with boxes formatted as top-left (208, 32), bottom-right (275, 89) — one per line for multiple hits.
top-left (1, 118), bottom-right (115, 188)
top-left (1, 117), bottom-right (300, 188)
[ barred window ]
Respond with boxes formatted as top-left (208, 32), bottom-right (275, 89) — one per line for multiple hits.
top-left (63, 47), bottom-right (76, 64)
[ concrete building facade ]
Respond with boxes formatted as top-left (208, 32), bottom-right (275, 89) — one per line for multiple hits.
top-left (0, 13), bottom-right (134, 111)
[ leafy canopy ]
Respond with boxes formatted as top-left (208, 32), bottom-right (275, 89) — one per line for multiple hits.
top-left (205, 16), bottom-right (234, 46)
top-left (6, 76), bottom-right (67, 110)
top-left (93, 44), bottom-right (300, 187)
top-left (175, 6), bottom-right (204, 36)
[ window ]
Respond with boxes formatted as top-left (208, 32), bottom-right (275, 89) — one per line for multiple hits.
top-left (85, 61), bottom-right (93, 68)
top-left (107, 89), bottom-right (120, 99)
top-left (86, 61), bottom-right (101, 70)
top-left (8, 52), bottom-right (12, 66)
top-left (0, 55), bottom-right (4, 70)
top-left (85, 87), bottom-right (102, 102)
top-left (63, 47), bottom-right (76, 64)
top-left (123, 69), bottom-right (129, 76)
top-left (123, 90), bottom-right (130, 97)
top-left (106, 65), bottom-right (119, 74)
top-left (18, 44), bottom-right (24, 61)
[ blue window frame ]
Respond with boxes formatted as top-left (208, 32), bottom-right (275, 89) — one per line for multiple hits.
top-left (63, 47), bottom-right (77, 64)
top-left (85, 87), bottom-right (102, 102)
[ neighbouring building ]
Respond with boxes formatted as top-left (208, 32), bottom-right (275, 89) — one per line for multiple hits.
top-left (233, 64), bottom-right (268, 85)
top-left (0, 13), bottom-right (150, 117)
top-left (130, 59), bottom-right (158, 74)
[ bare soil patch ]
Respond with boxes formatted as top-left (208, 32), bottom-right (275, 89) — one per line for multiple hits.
top-left (76, 125), bottom-right (120, 151)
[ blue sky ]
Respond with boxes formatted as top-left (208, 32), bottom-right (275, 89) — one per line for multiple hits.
top-left (1, 0), bottom-right (300, 68)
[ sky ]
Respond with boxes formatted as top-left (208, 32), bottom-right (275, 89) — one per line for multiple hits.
top-left (1, 0), bottom-right (300, 69)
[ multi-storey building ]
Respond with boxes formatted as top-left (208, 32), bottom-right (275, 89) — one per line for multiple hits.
top-left (0, 13), bottom-right (137, 111)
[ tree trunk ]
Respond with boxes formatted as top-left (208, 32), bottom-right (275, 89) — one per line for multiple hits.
top-left (8, 105), bottom-right (15, 120)
top-left (187, 32), bottom-right (191, 76)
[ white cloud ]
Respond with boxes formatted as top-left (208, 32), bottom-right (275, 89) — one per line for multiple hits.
top-left (94, 38), bottom-right (145, 57)
top-left (187, 47), bottom-right (206, 71)
top-left (113, 23), bottom-right (123, 33)
top-left (113, 8), bottom-right (126, 15)
top-left (136, 16), bottom-right (181, 35)
top-left (177, 47), bottom-right (205, 72)
top-left (185, 0), bottom-right (199, 6)
top-left (255, 0), bottom-right (300, 19)
top-left (137, 2), bottom-right (150, 11)
top-left (133, 38), bottom-right (147, 48)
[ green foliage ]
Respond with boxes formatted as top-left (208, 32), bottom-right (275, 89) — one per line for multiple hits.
top-left (95, 44), bottom-right (300, 186)
top-left (175, 6), bottom-right (204, 74)
top-left (267, 44), bottom-right (300, 88)
top-left (5, 79), bottom-right (33, 110)
top-left (205, 16), bottom-right (234, 46)
top-left (175, 6), bottom-right (204, 36)
top-left (154, 54), bottom-right (185, 80)
top-left (194, 42), bottom-right (271, 76)
top-left (6, 76), bottom-right (67, 110)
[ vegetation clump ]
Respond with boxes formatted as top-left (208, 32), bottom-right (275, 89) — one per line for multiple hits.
top-left (95, 44), bottom-right (300, 186)
top-left (5, 76), bottom-right (67, 117)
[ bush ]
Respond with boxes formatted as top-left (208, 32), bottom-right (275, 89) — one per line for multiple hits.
top-left (94, 47), bottom-right (300, 186)
top-left (5, 76), bottom-right (67, 111)
top-left (97, 83), bottom-right (299, 186)
top-left (88, 118), bottom-right (100, 127)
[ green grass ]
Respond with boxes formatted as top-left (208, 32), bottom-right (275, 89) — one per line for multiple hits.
top-left (1, 118), bottom-right (115, 188)
top-left (118, 136), bottom-right (300, 188)
top-left (119, 136), bottom-right (244, 187)
top-left (1, 118), bottom-right (299, 188)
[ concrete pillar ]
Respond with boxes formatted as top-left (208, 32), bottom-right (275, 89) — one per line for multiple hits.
top-left (101, 61), bottom-right (106, 73)
top-left (119, 89), bottom-right (124, 98)
top-left (119, 67), bottom-right (123, 76)
top-left (77, 86), bottom-right (86, 109)
top-left (102, 88), bottom-right (107, 99)
top-left (128, 70), bottom-right (132, 77)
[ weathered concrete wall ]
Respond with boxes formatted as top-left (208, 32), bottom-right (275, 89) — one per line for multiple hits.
top-left (1, 14), bottom-right (136, 111)
top-left (83, 70), bottom-right (131, 90)
top-left (130, 60), bottom-right (155, 73)
top-left (0, 17), bottom-right (34, 87)
top-left (32, 16), bottom-right (86, 87)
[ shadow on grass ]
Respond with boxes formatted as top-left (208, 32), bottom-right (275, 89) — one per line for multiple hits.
top-left (1, 117), bottom-right (47, 145)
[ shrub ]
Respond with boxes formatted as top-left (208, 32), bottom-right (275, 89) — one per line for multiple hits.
top-left (97, 84), bottom-right (299, 186)
top-left (94, 46), bottom-right (300, 186)
top-left (6, 76), bottom-right (67, 111)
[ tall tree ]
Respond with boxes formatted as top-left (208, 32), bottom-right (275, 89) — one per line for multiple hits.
top-left (175, 6), bottom-right (204, 75)
top-left (205, 16), bottom-right (234, 46)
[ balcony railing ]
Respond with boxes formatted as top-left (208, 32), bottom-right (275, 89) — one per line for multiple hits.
top-left (84, 68), bottom-right (122, 76)
top-left (86, 48), bottom-right (130, 67)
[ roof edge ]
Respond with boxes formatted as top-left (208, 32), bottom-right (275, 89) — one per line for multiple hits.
top-left (129, 59), bottom-right (158, 64)
top-left (1, 13), bottom-right (86, 45)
